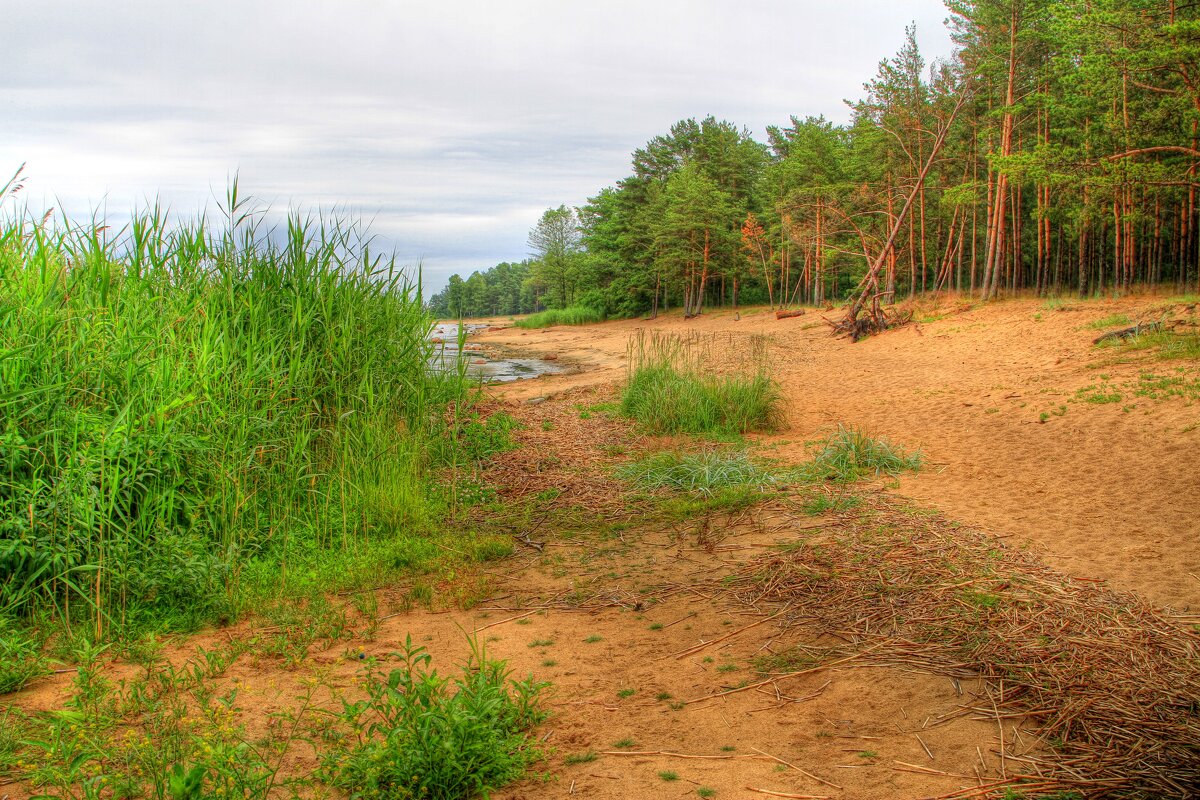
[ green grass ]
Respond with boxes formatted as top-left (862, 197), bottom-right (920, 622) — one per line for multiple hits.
top-left (615, 450), bottom-right (789, 496)
top-left (326, 636), bottom-right (548, 800)
top-left (0, 185), bottom-right (501, 688)
top-left (1100, 329), bottom-right (1200, 361)
top-left (620, 331), bottom-right (780, 435)
top-left (564, 751), bottom-right (598, 765)
top-left (1086, 313), bottom-right (1132, 330)
top-left (513, 306), bottom-right (605, 329)
top-left (801, 493), bottom-right (862, 515)
top-left (658, 770), bottom-right (679, 782)
top-left (799, 426), bottom-right (923, 482)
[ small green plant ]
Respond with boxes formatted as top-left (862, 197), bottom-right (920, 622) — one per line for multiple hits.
top-left (655, 691), bottom-right (673, 701)
top-left (564, 751), bottom-right (598, 765)
top-left (858, 750), bottom-right (878, 759)
top-left (541, 659), bottom-right (557, 667)
top-left (325, 635), bottom-right (548, 800)
top-left (802, 493), bottom-right (861, 514)
top-left (612, 738), bottom-right (637, 749)
top-left (617, 688), bottom-right (636, 698)
top-left (719, 745), bottom-right (736, 752)
top-left (1087, 313), bottom-right (1131, 330)
top-left (648, 623), bottom-right (663, 631)
top-left (658, 770), bottom-right (679, 782)
top-left (716, 663), bottom-right (738, 673)
top-left (697, 788), bottom-right (716, 798)
top-left (800, 426), bottom-right (923, 482)
top-left (0, 618), bottom-right (46, 694)
top-left (528, 639), bottom-right (555, 648)
top-left (617, 450), bottom-right (788, 496)
top-left (584, 635), bottom-right (603, 644)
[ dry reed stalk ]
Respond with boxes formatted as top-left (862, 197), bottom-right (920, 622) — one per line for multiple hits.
top-left (728, 493), bottom-right (1200, 798)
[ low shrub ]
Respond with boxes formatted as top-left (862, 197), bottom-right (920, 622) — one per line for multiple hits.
top-left (327, 636), bottom-right (548, 800)
top-left (0, 616), bottom-right (45, 694)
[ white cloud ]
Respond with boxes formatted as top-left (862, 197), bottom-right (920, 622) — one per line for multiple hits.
top-left (2, 0), bottom-right (955, 290)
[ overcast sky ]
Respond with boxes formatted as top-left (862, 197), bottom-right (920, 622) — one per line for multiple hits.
top-left (3, 1), bottom-right (955, 292)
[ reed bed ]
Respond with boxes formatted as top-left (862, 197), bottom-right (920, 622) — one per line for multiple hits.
top-left (512, 305), bottom-right (605, 329)
top-left (731, 494), bottom-right (1200, 798)
top-left (0, 184), bottom-right (470, 637)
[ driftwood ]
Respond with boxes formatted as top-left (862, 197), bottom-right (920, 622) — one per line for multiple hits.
top-left (775, 309), bottom-right (805, 320)
top-left (1092, 321), bottom-right (1160, 345)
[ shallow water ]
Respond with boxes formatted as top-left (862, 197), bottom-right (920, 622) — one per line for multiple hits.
top-left (429, 322), bottom-right (564, 383)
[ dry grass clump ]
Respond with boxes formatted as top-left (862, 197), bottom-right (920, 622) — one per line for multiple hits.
top-left (731, 494), bottom-right (1200, 798)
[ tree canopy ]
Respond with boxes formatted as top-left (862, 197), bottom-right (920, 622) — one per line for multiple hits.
top-left (434, 0), bottom-right (1200, 320)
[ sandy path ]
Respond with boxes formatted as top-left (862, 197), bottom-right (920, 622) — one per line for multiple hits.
top-left (479, 297), bottom-right (1200, 612)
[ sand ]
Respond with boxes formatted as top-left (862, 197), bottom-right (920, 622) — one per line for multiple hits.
top-left (480, 295), bottom-right (1200, 614)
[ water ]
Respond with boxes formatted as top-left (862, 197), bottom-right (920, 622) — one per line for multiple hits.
top-left (429, 322), bottom-right (566, 383)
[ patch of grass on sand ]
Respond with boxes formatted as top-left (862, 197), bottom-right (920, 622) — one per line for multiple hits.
top-left (616, 450), bottom-right (789, 496)
top-left (514, 306), bottom-right (605, 329)
top-left (621, 331), bottom-right (780, 435)
top-left (799, 426), bottom-right (923, 483)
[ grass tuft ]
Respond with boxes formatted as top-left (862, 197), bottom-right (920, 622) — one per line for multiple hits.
top-left (513, 306), bottom-right (605, 328)
top-left (616, 450), bottom-right (789, 496)
top-left (621, 331), bottom-right (780, 435)
top-left (800, 426), bottom-right (923, 482)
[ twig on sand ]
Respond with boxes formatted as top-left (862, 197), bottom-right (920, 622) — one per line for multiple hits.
top-left (749, 747), bottom-right (843, 790)
top-left (746, 788), bottom-right (830, 799)
top-left (684, 649), bottom-right (874, 706)
top-left (472, 609), bottom-right (538, 632)
top-left (664, 604), bottom-right (791, 660)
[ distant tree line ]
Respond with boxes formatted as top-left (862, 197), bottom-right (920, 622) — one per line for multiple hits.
top-left (431, 0), bottom-right (1200, 320)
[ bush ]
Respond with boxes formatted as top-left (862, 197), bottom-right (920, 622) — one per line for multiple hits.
top-left (513, 306), bottom-right (605, 328)
top-left (0, 616), bottom-right (45, 694)
top-left (327, 636), bottom-right (548, 800)
top-left (800, 426), bottom-right (923, 482)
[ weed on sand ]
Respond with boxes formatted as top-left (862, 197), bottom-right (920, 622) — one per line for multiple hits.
top-left (799, 426), bottom-right (923, 482)
top-left (621, 331), bottom-right (780, 435)
top-left (616, 450), bottom-right (790, 496)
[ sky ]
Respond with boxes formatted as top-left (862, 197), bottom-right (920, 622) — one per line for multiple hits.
top-left (2, 1), bottom-right (956, 293)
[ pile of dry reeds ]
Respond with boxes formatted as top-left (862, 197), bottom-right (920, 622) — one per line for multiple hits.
top-left (477, 388), bottom-right (642, 516)
top-left (730, 494), bottom-right (1200, 798)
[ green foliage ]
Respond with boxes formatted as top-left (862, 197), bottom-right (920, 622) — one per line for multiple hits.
top-left (800, 426), bottom-right (923, 482)
top-left (0, 616), bottom-right (45, 693)
top-left (327, 636), bottom-right (548, 800)
top-left (513, 306), bottom-right (606, 328)
top-left (1087, 314), bottom-right (1132, 330)
top-left (1100, 330), bottom-right (1200, 361)
top-left (801, 493), bottom-right (862, 515)
top-left (621, 332), bottom-right (780, 435)
top-left (616, 450), bottom-right (788, 496)
top-left (0, 192), bottom-right (472, 637)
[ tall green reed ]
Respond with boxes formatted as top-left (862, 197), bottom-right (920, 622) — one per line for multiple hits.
top-left (0, 182), bottom-right (468, 635)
